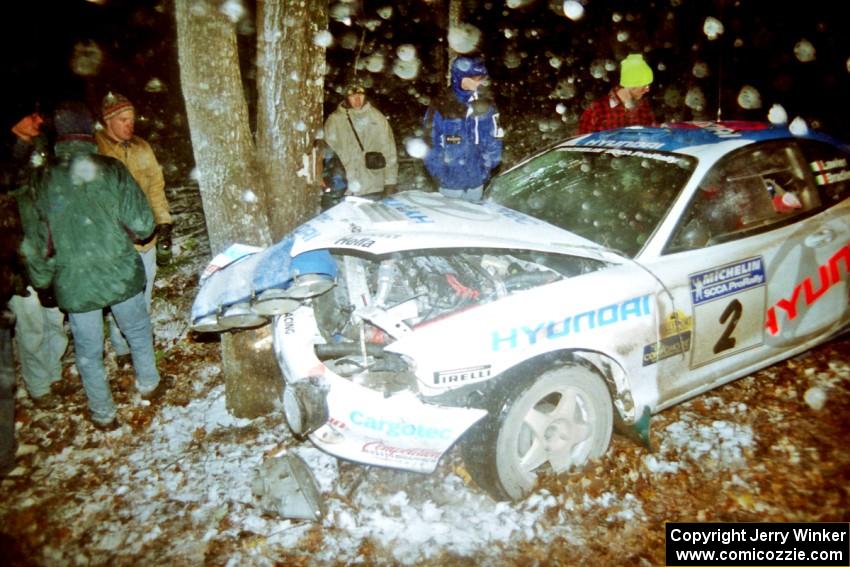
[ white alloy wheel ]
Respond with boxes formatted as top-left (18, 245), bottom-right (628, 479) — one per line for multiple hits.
top-left (492, 364), bottom-right (612, 500)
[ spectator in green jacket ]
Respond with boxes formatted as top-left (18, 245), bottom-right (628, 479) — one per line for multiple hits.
top-left (17, 101), bottom-right (172, 430)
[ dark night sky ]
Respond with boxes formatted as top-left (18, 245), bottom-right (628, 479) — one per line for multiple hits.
top-left (4, 0), bottom-right (850, 148)
top-left (3, 0), bottom-right (176, 127)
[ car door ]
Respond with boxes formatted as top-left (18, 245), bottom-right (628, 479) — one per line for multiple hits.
top-left (643, 140), bottom-right (850, 406)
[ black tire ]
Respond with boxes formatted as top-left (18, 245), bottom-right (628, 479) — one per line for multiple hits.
top-left (461, 363), bottom-right (613, 501)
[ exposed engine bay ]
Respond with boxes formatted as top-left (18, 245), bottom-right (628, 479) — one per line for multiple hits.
top-left (311, 248), bottom-right (606, 386)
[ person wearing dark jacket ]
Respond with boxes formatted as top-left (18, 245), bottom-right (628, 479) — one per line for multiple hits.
top-left (17, 102), bottom-right (171, 430)
top-left (7, 110), bottom-right (69, 408)
top-left (423, 56), bottom-right (504, 201)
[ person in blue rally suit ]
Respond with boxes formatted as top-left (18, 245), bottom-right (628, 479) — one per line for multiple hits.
top-left (318, 140), bottom-right (348, 210)
top-left (423, 56), bottom-right (504, 201)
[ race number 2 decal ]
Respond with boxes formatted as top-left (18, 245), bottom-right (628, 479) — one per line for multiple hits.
top-left (689, 257), bottom-right (766, 367)
top-left (713, 299), bottom-right (742, 354)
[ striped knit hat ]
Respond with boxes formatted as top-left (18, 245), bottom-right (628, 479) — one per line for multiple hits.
top-left (101, 92), bottom-right (134, 120)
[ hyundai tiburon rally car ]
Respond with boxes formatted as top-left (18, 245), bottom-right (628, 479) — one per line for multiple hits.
top-left (192, 121), bottom-right (850, 501)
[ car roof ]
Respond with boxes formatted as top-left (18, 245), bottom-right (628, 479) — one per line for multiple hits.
top-left (569, 121), bottom-right (845, 154)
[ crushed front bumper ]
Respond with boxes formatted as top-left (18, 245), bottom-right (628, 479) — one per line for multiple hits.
top-left (272, 306), bottom-right (487, 474)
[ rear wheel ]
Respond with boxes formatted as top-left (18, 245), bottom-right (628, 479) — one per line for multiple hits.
top-left (462, 363), bottom-right (613, 501)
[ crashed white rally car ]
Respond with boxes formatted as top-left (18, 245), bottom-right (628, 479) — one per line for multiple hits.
top-left (192, 121), bottom-right (850, 501)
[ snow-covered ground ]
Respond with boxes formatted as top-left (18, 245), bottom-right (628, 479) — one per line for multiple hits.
top-left (1, 250), bottom-right (848, 566)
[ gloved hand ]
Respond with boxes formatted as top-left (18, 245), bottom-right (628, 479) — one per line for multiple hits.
top-left (382, 184), bottom-right (397, 198)
top-left (35, 286), bottom-right (57, 309)
top-left (156, 224), bottom-right (173, 266)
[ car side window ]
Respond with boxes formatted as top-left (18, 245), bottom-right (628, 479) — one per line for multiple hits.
top-left (667, 141), bottom-right (821, 252)
top-left (797, 140), bottom-right (850, 206)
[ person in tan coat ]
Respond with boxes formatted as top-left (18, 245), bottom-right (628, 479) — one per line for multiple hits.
top-left (324, 81), bottom-right (398, 197)
top-left (96, 92), bottom-right (172, 368)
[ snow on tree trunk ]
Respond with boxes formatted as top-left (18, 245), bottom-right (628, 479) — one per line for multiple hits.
top-left (447, 0), bottom-right (461, 84)
top-left (255, 0), bottom-right (328, 240)
top-left (174, 0), bottom-right (281, 418)
top-left (174, 0), bottom-right (272, 253)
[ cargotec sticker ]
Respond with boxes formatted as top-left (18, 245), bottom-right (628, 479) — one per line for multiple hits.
top-left (350, 411), bottom-right (452, 439)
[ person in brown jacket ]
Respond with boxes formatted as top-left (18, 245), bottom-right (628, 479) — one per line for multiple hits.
top-left (96, 92), bottom-right (173, 368)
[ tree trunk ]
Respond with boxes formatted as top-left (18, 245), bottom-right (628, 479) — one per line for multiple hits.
top-left (255, 0), bottom-right (327, 240)
top-left (447, 0), bottom-right (462, 84)
top-left (175, 0), bottom-right (281, 418)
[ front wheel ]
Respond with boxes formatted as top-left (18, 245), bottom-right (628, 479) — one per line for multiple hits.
top-left (462, 363), bottom-right (613, 501)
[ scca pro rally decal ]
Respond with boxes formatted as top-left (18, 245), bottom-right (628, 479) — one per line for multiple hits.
top-left (690, 257), bottom-right (765, 305)
top-left (689, 257), bottom-right (766, 368)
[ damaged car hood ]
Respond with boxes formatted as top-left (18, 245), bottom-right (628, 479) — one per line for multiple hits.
top-left (292, 191), bottom-right (625, 261)
top-left (191, 191), bottom-right (627, 328)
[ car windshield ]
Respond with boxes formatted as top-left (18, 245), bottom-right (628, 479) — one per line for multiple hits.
top-left (487, 146), bottom-right (696, 257)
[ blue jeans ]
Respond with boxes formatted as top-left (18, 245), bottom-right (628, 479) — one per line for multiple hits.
top-left (8, 288), bottom-right (68, 398)
top-left (108, 248), bottom-right (156, 356)
top-left (0, 323), bottom-right (15, 471)
top-left (439, 185), bottom-right (483, 202)
top-left (69, 291), bottom-right (160, 424)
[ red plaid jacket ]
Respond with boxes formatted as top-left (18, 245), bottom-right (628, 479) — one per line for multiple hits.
top-left (577, 89), bottom-right (656, 134)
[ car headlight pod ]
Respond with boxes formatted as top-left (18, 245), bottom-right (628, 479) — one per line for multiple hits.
top-left (217, 302), bottom-right (268, 329)
top-left (283, 379), bottom-right (329, 436)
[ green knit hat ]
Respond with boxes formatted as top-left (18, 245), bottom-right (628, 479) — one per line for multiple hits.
top-left (619, 53), bottom-right (653, 88)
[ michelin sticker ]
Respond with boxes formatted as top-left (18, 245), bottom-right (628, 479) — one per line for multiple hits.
top-left (689, 257), bottom-right (766, 367)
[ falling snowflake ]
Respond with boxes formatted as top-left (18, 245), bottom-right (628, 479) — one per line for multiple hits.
top-left (767, 104), bottom-right (788, 125)
top-left (737, 85), bottom-right (762, 110)
top-left (448, 23), bottom-right (482, 54)
top-left (703, 17), bottom-right (724, 40)
top-left (793, 39), bottom-right (816, 63)
top-left (563, 0), bottom-right (585, 21)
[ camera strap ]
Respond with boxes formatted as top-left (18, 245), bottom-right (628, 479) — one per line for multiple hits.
top-left (346, 110), bottom-right (365, 152)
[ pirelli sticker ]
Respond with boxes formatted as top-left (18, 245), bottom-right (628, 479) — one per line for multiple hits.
top-left (433, 365), bottom-right (491, 385)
